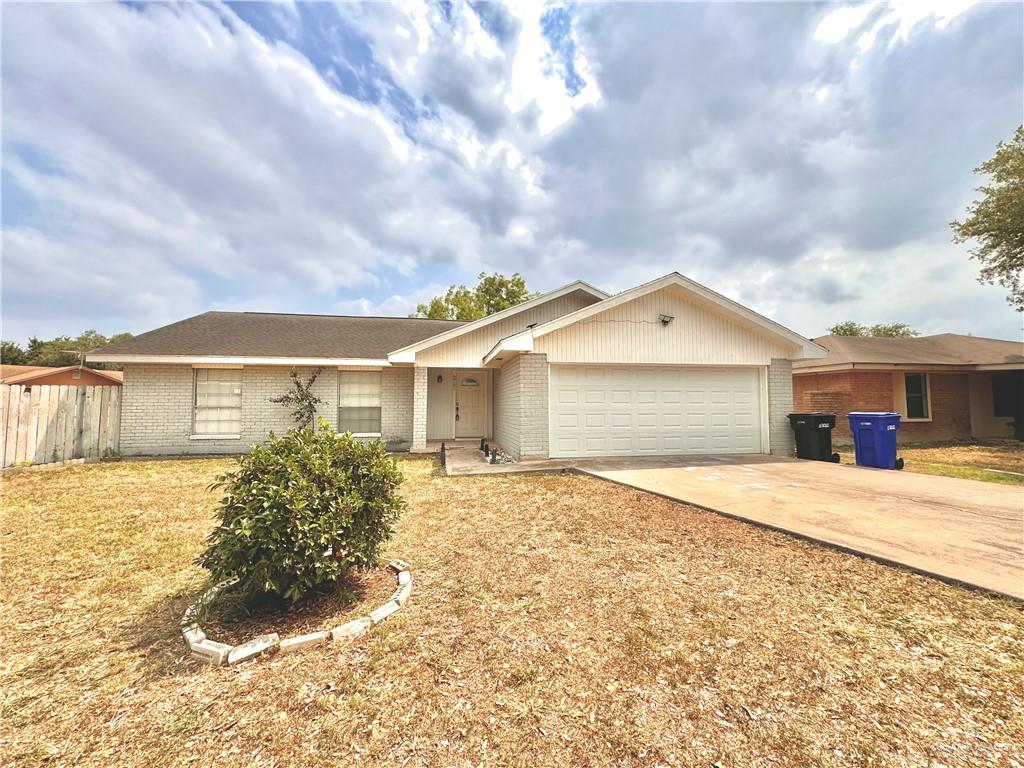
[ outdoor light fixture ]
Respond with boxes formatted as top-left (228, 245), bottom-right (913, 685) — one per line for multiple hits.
top-left (436, 374), bottom-right (443, 384)
top-left (659, 314), bottom-right (675, 326)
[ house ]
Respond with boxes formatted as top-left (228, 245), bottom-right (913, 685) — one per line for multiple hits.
top-left (793, 334), bottom-right (1024, 443)
top-left (87, 273), bottom-right (825, 459)
top-left (0, 364), bottom-right (123, 387)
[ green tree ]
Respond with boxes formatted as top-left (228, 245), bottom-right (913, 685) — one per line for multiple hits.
top-left (10, 330), bottom-right (134, 369)
top-left (951, 125), bottom-right (1024, 311)
top-left (413, 272), bottom-right (537, 320)
top-left (0, 341), bottom-right (29, 365)
top-left (828, 321), bottom-right (920, 338)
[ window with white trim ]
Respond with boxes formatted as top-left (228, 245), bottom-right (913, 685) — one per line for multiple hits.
top-left (339, 370), bottom-right (381, 435)
top-left (903, 373), bottom-right (930, 420)
top-left (194, 369), bottom-right (242, 435)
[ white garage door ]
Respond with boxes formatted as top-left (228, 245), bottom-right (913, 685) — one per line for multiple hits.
top-left (549, 365), bottom-right (763, 458)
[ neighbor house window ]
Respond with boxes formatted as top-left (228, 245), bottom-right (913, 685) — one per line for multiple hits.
top-left (903, 373), bottom-right (929, 419)
top-left (194, 369), bottom-right (242, 435)
top-left (339, 370), bottom-right (381, 435)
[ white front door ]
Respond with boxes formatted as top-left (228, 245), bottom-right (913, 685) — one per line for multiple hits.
top-left (549, 365), bottom-right (762, 458)
top-left (455, 372), bottom-right (484, 437)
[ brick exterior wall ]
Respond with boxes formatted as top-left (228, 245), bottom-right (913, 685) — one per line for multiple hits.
top-left (519, 353), bottom-right (549, 459)
top-left (793, 370), bottom-right (972, 443)
top-left (491, 353), bottom-right (549, 460)
top-left (411, 366), bottom-right (428, 450)
top-left (380, 367), bottom-right (414, 450)
top-left (121, 364), bottom-right (415, 456)
top-left (767, 358), bottom-right (794, 456)
top-left (900, 373), bottom-right (971, 442)
top-left (493, 356), bottom-right (521, 458)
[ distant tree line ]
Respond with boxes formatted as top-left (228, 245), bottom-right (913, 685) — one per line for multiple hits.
top-left (1, 330), bottom-right (133, 371)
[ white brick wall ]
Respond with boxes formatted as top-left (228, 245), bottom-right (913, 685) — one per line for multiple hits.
top-left (518, 353), bottom-right (549, 458)
top-left (121, 364), bottom-right (414, 456)
top-left (381, 367), bottom-right (413, 450)
top-left (493, 357), bottom-right (521, 458)
top-left (767, 358), bottom-right (794, 456)
top-left (492, 353), bottom-right (549, 460)
top-left (411, 366), bottom-right (428, 450)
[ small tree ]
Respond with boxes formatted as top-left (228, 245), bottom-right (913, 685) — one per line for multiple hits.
top-left (198, 422), bottom-right (406, 604)
top-left (951, 125), bottom-right (1024, 311)
top-left (269, 368), bottom-right (323, 428)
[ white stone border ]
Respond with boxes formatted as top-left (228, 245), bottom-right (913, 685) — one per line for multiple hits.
top-left (182, 559), bottom-right (413, 666)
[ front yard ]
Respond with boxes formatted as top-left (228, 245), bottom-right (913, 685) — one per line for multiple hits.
top-left (2, 458), bottom-right (1022, 767)
top-left (841, 440), bottom-right (1024, 485)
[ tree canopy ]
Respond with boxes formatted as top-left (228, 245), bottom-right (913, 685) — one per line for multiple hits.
top-left (413, 272), bottom-right (537, 321)
top-left (827, 321), bottom-right (920, 338)
top-left (0, 330), bottom-right (133, 370)
top-left (951, 124), bottom-right (1024, 311)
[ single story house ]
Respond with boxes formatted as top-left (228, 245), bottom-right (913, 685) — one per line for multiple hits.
top-left (0, 364), bottom-right (123, 387)
top-left (793, 334), bottom-right (1024, 443)
top-left (87, 273), bottom-right (825, 460)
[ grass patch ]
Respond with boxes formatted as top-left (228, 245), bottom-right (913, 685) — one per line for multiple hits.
top-left (2, 457), bottom-right (1023, 767)
top-left (839, 439), bottom-right (1024, 484)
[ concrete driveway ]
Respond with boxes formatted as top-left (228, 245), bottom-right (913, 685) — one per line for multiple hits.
top-left (578, 455), bottom-right (1024, 599)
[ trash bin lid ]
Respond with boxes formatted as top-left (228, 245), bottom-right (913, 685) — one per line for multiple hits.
top-left (847, 412), bottom-right (900, 418)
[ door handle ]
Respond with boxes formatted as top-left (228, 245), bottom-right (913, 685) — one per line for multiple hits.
top-left (455, 402), bottom-right (460, 421)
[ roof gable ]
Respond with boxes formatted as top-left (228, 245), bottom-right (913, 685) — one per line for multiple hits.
top-left (530, 273), bottom-right (825, 358)
top-left (386, 281), bottom-right (608, 362)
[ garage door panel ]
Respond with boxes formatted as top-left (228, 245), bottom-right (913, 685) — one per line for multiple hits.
top-left (550, 365), bottom-right (763, 458)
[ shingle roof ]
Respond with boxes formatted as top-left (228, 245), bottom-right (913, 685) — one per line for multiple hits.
top-left (89, 312), bottom-right (466, 360)
top-left (793, 333), bottom-right (1024, 370)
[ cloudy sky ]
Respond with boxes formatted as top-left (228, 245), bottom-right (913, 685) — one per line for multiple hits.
top-left (2, 1), bottom-right (1022, 344)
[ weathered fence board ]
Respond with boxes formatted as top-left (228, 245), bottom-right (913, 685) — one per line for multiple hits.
top-left (0, 384), bottom-right (121, 468)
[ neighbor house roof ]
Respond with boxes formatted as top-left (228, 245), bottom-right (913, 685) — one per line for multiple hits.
top-left (88, 312), bottom-right (466, 365)
top-left (0, 365), bottom-right (124, 385)
top-left (793, 333), bottom-right (1024, 373)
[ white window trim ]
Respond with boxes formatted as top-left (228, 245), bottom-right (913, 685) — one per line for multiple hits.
top-left (192, 368), bottom-right (243, 438)
top-left (895, 372), bottom-right (932, 422)
top-left (350, 432), bottom-right (383, 439)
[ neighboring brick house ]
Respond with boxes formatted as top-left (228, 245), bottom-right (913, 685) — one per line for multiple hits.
top-left (88, 273), bottom-right (825, 460)
top-left (793, 334), bottom-right (1024, 443)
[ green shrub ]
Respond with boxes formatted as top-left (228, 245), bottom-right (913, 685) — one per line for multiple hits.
top-left (197, 420), bottom-right (406, 604)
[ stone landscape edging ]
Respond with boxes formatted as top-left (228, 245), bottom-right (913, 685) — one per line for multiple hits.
top-left (182, 559), bottom-right (413, 666)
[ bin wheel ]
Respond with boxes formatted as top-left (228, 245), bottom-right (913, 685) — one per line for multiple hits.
top-left (830, 453), bottom-right (841, 463)
top-left (895, 457), bottom-right (904, 470)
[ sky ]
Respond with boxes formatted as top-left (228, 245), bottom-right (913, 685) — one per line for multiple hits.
top-left (2, 0), bottom-right (1022, 345)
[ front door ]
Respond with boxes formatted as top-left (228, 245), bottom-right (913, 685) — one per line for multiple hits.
top-left (455, 372), bottom-right (484, 437)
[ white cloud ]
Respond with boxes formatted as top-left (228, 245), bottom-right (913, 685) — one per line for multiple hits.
top-left (2, 0), bottom-right (1020, 346)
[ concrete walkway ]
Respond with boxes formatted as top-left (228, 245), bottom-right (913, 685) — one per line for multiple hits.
top-left (577, 455), bottom-right (1023, 600)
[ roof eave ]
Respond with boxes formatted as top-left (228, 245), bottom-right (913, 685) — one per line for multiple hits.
top-left (86, 354), bottom-right (393, 367)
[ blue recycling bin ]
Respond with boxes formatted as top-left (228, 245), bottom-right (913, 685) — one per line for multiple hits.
top-left (847, 412), bottom-right (903, 470)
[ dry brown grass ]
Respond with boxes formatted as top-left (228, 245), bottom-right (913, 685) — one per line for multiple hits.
top-left (2, 457), bottom-right (1023, 768)
top-left (839, 440), bottom-right (1024, 485)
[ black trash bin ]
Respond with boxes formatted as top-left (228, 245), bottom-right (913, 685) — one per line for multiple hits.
top-left (787, 412), bottom-right (841, 462)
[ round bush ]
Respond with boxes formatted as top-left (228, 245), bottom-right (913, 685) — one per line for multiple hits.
top-left (197, 420), bottom-right (406, 604)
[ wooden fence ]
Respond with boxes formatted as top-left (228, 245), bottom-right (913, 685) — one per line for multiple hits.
top-left (1, 384), bottom-right (121, 468)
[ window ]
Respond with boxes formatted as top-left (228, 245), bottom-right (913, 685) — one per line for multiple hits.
top-left (194, 369), bottom-right (242, 435)
top-left (992, 372), bottom-right (1024, 418)
top-left (904, 373), bottom-right (929, 419)
top-left (339, 370), bottom-right (381, 435)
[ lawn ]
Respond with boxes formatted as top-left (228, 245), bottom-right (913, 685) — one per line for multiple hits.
top-left (2, 458), bottom-right (1023, 768)
top-left (840, 440), bottom-right (1024, 485)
